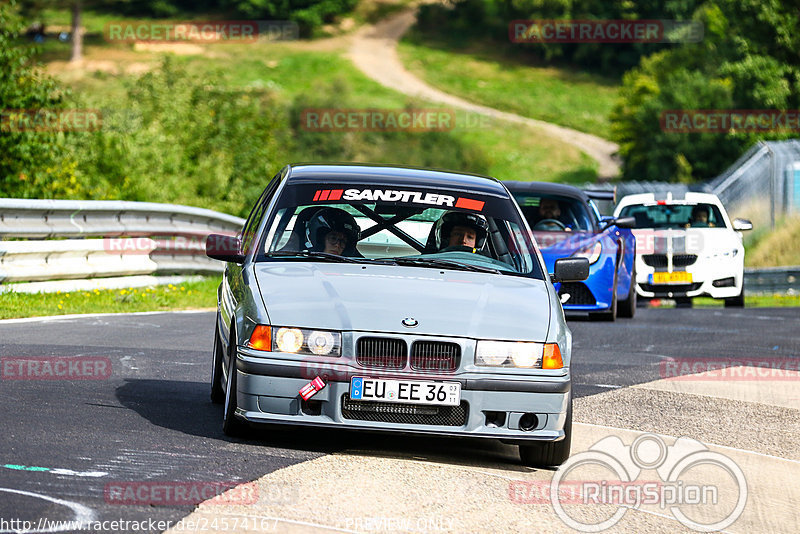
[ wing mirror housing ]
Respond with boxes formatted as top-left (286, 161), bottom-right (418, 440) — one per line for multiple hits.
top-left (601, 216), bottom-right (636, 230)
top-left (551, 257), bottom-right (590, 283)
top-left (732, 218), bottom-right (753, 231)
top-left (206, 233), bottom-right (245, 263)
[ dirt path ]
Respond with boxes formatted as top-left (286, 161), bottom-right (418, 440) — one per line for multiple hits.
top-left (347, 8), bottom-right (621, 179)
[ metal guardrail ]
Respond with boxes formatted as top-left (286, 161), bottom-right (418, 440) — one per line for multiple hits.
top-left (0, 199), bottom-right (245, 284)
top-left (744, 266), bottom-right (800, 295)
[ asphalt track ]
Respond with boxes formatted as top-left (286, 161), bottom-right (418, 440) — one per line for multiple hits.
top-left (1, 307), bottom-right (798, 533)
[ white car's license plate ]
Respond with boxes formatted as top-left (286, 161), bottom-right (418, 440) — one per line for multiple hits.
top-left (349, 377), bottom-right (461, 406)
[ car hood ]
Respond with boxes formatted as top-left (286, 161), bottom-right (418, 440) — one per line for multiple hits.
top-left (253, 262), bottom-right (551, 341)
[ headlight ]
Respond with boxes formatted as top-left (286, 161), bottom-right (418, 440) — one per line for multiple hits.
top-left (475, 340), bottom-right (559, 368)
top-left (247, 325), bottom-right (341, 356)
top-left (574, 241), bottom-right (602, 264)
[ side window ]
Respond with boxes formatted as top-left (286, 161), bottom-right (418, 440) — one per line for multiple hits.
top-left (240, 172), bottom-right (282, 254)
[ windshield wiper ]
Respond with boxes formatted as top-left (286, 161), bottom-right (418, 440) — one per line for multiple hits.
top-left (265, 251), bottom-right (395, 265)
top-left (387, 257), bottom-right (501, 274)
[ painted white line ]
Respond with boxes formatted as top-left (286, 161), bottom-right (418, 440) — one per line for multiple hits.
top-left (0, 487), bottom-right (96, 533)
top-left (49, 469), bottom-right (108, 478)
top-left (0, 308), bottom-right (214, 325)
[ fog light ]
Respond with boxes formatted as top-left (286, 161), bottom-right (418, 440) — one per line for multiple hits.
top-left (712, 277), bottom-right (735, 288)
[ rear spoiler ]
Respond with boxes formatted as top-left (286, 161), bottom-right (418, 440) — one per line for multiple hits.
top-left (584, 187), bottom-right (616, 203)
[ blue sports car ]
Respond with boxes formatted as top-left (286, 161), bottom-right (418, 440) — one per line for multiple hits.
top-left (504, 182), bottom-right (637, 320)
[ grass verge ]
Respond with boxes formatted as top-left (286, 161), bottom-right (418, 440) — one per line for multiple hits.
top-left (0, 277), bottom-right (219, 320)
top-left (398, 37), bottom-right (619, 139)
top-left (653, 295), bottom-right (800, 308)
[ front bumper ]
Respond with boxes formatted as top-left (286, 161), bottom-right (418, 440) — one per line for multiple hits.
top-left (635, 264), bottom-right (743, 299)
top-left (233, 352), bottom-right (571, 442)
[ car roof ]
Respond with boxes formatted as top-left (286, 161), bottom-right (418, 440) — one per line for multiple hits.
top-left (616, 191), bottom-right (722, 207)
top-left (285, 164), bottom-right (510, 197)
top-left (502, 181), bottom-right (591, 203)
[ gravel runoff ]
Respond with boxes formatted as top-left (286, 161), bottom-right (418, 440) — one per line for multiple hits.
top-left (574, 386), bottom-right (800, 461)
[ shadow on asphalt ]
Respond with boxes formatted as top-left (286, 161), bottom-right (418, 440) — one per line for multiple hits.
top-left (115, 379), bottom-right (537, 472)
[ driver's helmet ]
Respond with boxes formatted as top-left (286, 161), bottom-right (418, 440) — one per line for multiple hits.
top-left (435, 211), bottom-right (489, 251)
top-left (305, 207), bottom-right (361, 252)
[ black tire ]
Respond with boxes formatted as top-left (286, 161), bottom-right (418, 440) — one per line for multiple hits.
top-left (222, 326), bottom-right (248, 437)
top-left (617, 265), bottom-right (636, 319)
top-left (675, 297), bottom-right (693, 308)
top-left (724, 287), bottom-right (745, 308)
top-left (210, 322), bottom-right (225, 404)
top-left (519, 396), bottom-right (572, 468)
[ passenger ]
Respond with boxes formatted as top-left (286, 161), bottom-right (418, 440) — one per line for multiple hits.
top-left (687, 205), bottom-right (714, 228)
top-left (304, 207), bottom-right (361, 255)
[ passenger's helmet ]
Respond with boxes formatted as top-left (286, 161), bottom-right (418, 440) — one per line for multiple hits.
top-left (305, 207), bottom-right (361, 252)
top-left (435, 211), bottom-right (489, 250)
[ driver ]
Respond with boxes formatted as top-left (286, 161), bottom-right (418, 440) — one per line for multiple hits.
top-left (435, 211), bottom-right (489, 252)
top-left (304, 207), bottom-right (361, 255)
top-left (536, 198), bottom-right (571, 231)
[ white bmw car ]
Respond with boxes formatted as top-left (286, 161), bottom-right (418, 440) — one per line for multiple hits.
top-left (614, 192), bottom-right (752, 307)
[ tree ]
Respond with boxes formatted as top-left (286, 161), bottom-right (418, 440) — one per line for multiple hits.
top-left (611, 0), bottom-right (800, 181)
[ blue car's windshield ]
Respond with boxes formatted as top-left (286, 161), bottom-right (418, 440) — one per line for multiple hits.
top-left (255, 183), bottom-right (545, 279)
top-left (512, 194), bottom-right (595, 232)
top-left (619, 203), bottom-right (727, 229)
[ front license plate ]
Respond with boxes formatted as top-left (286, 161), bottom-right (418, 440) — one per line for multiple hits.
top-left (350, 377), bottom-right (461, 406)
top-left (651, 271), bottom-right (692, 284)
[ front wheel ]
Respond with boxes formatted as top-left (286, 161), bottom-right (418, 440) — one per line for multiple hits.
top-left (222, 327), bottom-right (248, 437)
top-left (519, 396), bottom-right (572, 468)
top-left (210, 324), bottom-right (225, 404)
top-left (617, 266), bottom-right (636, 319)
top-left (724, 287), bottom-right (745, 308)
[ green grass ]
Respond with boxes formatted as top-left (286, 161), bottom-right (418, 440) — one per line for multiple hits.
top-left (50, 30), bottom-right (598, 182)
top-left (398, 38), bottom-right (619, 139)
top-left (670, 295), bottom-right (800, 308)
top-left (0, 278), bottom-right (219, 319)
top-left (746, 216), bottom-right (800, 268)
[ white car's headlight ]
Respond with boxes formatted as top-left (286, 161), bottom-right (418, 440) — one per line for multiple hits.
top-left (475, 341), bottom-right (563, 369)
top-left (246, 325), bottom-right (341, 356)
top-left (574, 241), bottom-right (602, 264)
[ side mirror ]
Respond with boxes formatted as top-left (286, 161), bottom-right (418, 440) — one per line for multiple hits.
top-left (551, 257), bottom-right (590, 283)
top-left (600, 216), bottom-right (635, 230)
top-left (613, 216), bottom-right (636, 229)
top-left (732, 218), bottom-right (753, 231)
top-left (206, 233), bottom-right (244, 263)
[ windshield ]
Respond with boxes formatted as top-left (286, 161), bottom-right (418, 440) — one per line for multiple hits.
top-left (619, 203), bottom-right (727, 229)
top-left (511, 193), bottom-right (595, 232)
top-left (255, 182), bottom-right (545, 279)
